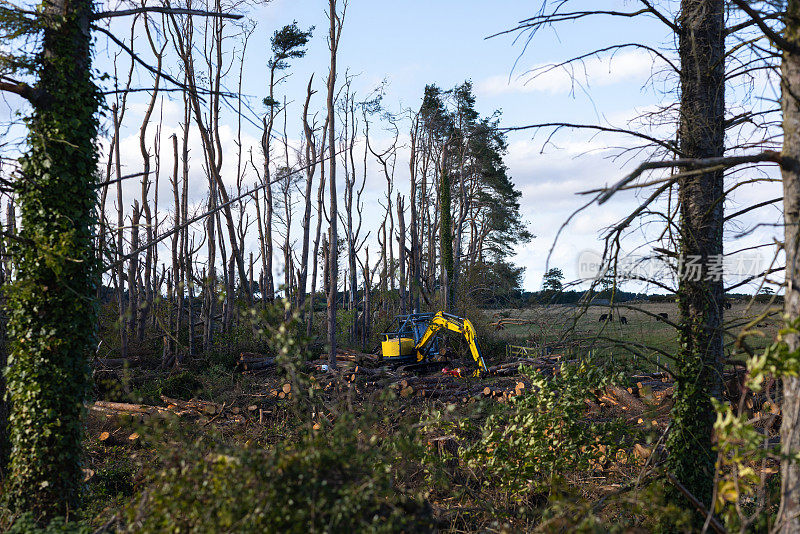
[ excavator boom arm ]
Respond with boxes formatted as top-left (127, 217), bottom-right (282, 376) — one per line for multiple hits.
top-left (415, 312), bottom-right (488, 374)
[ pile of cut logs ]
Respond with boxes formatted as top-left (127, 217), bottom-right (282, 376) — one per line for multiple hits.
top-left (88, 352), bottom-right (773, 442)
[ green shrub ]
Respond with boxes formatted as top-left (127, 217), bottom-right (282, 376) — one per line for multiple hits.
top-left (204, 323), bottom-right (267, 369)
top-left (128, 370), bottom-right (204, 404)
top-left (124, 415), bottom-right (436, 533)
top-left (158, 371), bottom-right (204, 400)
top-left (4, 513), bottom-right (91, 534)
top-left (462, 357), bottom-right (629, 501)
top-left (535, 480), bottom-right (692, 533)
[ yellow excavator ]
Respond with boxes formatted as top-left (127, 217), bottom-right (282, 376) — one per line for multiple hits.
top-left (380, 312), bottom-right (488, 376)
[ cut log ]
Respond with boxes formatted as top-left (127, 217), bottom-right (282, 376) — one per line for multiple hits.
top-left (238, 355), bottom-right (276, 371)
top-left (240, 352), bottom-right (269, 359)
top-left (606, 385), bottom-right (647, 413)
top-left (94, 400), bottom-right (155, 414)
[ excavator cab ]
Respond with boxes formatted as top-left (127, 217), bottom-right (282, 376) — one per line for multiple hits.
top-left (381, 311), bottom-right (487, 376)
top-left (380, 313), bottom-right (438, 362)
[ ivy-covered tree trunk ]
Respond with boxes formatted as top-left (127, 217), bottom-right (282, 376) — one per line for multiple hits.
top-left (0, 342), bottom-right (7, 471)
top-left (4, 0), bottom-right (98, 518)
top-left (439, 143), bottom-right (453, 313)
top-left (778, 3), bottom-right (800, 530)
top-left (667, 0), bottom-right (725, 509)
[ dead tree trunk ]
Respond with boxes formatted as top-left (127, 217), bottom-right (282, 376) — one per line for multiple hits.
top-left (308, 127), bottom-right (328, 338)
top-left (409, 116), bottom-right (421, 312)
top-left (112, 105), bottom-right (128, 360)
top-left (181, 101), bottom-right (193, 361)
top-left (127, 201), bottom-right (140, 342)
top-left (778, 4), bottom-right (800, 530)
top-left (203, 185), bottom-right (217, 352)
top-left (397, 194), bottom-right (407, 315)
top-left (362, 246), bottom-right (372, 349)
top-left (297, 76), bottom-right (321, 319)
top-left (169, 134), bottom-right (181, 365)
top-left (666, 0), bottom-right (726, 507)
top-left (326, 0), bottom-right (343, 370)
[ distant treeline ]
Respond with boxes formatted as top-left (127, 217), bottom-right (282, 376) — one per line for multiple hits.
top-left (476, 289), bottom-right (782, 309)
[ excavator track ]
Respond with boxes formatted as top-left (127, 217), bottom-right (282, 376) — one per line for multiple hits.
top-left (395, 360), bottom-right (451, 375)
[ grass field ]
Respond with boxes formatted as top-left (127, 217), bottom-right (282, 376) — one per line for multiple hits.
top-left (480, 300), bottom-right (781, 373)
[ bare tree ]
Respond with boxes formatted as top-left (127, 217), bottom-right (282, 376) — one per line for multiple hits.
top-left (297, 75), bottom-right (325, 321)
top-left (397, 194), bottom-right (407, 314)
top-left (326, 0), bottom-right (346, 369)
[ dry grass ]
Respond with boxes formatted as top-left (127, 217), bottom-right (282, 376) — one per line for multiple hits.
top-left (481, 300), bottom-right (780, 372)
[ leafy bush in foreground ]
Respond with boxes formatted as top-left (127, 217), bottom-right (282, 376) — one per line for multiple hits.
top-left (124, 414), bottom-right (436, 534)
top-left (463, 357), bottom-right (629, 501)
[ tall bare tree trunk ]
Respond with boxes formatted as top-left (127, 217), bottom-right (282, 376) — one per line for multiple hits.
top-left (113, 105), bottom-right (128, 360)
top-left (397, 194), bottom-right (407, 315)
top-left (169, 134), bottom-right (181, 365)
top-left (298, 76), bottom-right (322, 318)
top-left (666, 0), bottom-right (725, 508)
top-left (778, 4), bottom-right (800, 530)
top-left (409, 118), bottom-right (421, 312)
top-left (344, 97), bottom-right (355, 342)
top-left (326, 0), bottom-right (342, 369)
top-left (181, 102), bottom-right (193, 361)
top-left (308, 126), bottom-right (328, 338)
top-left (128, 201), bottom-right (140, 341)
top-left (362, 246), bottom-right (372, 349)
top-left (380, 219), bottom-right (387, 308)
top-left (203, 185), bottom-right (217, 352)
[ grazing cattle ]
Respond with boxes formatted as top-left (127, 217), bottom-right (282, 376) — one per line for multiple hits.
top-left (599, 314), bottom-right (613, 322)
top-left (724, 300), bottom-right (732, 310)
top-left (620, 316), bottom-right (628, 325)
top-left (657, 312), bottom-right (669, 320)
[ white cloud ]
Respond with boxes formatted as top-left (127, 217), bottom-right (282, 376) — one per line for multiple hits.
top-left (477, 50), bottom-right (658, 96)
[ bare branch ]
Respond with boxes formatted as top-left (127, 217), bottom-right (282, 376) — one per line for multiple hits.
top-left (730, 0), bottom-right (800, 55)
top-left (724, 196), bottom-right (782, 221)
top-left (93, 25), bottom-right (202, 101)
top-left (0, 79), bottom-right (48, 105)
top-left (500, 122), bottom-right (682, 158)
top-left (93, 6), bottom-right (243, 21)
top-left (597, 151), bottom-right (784, 204)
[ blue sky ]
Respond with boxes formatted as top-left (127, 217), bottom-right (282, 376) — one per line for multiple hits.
top-left (222, 0), bottom-right (705, 291)
top-left (95, 0), bottom-right (783, 292)
top-left (2, 1), bottom-right (782, 293)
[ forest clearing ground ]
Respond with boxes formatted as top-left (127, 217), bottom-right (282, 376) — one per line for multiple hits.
top-left (78, 299), bottom-right (781, 530)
